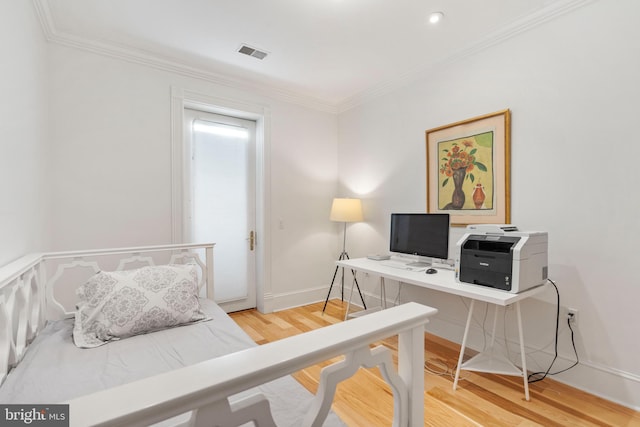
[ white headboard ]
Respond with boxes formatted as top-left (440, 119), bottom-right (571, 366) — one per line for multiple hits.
top-left (41, 243), bottom-right (215, 320)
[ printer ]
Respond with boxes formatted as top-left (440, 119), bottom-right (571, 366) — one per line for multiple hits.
top-left (455, 225), bottom-right (548, 293)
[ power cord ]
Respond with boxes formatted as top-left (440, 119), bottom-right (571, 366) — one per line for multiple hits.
top-left (424, 358), bottom-right (449, 376)
top-left (527, 279), bottom-right (580, 383)
top-left (423, 358), bottom-right (468, 381)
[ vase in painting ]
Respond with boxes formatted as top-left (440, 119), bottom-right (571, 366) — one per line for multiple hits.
top-left (450, 167), bottom-right (466, 209)
top-left (472, 183), bottom-right (486, 209)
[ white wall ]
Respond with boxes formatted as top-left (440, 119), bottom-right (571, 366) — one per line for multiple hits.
top-left (0, 2), bottom-right (48, 266)
top-left (9, 0), bottom-right (639, 410)
top-left (46, 43), bottom-right (339, 310)
top-left (338, 0), bottom-right (640, 409)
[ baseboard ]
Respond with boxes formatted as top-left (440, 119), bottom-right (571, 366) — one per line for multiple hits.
top-left (269, 282), bottom-right (374, 313)
top-left (269, 285), bottom-right (334, 312)
top-left (552, 359), bottom-right (640, 411)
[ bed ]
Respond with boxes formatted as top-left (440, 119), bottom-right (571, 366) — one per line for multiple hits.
top-left (0, 243), bottom-right (437, 426)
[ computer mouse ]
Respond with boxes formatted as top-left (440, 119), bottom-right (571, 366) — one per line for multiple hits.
top-left (425, 268), bottom-right (437, 274)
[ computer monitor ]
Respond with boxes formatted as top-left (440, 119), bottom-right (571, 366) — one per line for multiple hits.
top-left (389, 213), bottom-right (450, 266)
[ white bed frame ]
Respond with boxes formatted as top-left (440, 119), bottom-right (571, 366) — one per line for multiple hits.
top-left (0, 243), bottom-right (437, 427)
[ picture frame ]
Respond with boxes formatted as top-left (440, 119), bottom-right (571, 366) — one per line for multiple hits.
top-left (426, 109), bottom-right (511, 226)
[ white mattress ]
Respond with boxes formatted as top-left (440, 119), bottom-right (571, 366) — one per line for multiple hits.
top-left (0, 299), bottom-right (345, 426)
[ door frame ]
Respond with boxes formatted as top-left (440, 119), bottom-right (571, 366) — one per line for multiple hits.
top-left (170, 86), bottom-right (273, 313)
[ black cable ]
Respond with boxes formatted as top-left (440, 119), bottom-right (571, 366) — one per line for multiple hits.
top-left (527, 279), bottom-right (579, 383)
top-left (548, 316), bottom-right (580, 376)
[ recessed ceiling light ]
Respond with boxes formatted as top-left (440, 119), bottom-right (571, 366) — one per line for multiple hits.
top-left (429, 12), bottom-right (444, 24)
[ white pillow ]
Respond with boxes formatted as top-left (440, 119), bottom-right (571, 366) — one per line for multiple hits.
top-left (73, 264), bottom-right (210, 348)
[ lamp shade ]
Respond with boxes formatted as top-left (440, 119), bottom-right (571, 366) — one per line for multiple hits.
top-left (330, 198), bottom-right (363, 222)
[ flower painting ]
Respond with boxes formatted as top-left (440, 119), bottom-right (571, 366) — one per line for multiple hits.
top-left (438, 132), bottom-right (494, 210)
top-left (426, 110), bottom-right (510, 226)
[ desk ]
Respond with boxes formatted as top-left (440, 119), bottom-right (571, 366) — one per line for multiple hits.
top-left (337, 257), bottom-right (549, 401)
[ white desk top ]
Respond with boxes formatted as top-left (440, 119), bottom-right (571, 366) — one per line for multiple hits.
top-left (337, 257), bottom-right (548, 306)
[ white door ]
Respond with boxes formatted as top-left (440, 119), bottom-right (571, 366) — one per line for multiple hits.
top-left (184, 108), bottom-right (257, 312)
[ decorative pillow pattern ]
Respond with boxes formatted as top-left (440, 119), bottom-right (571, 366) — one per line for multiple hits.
top-left (73, 264), bottom-right (210, 348)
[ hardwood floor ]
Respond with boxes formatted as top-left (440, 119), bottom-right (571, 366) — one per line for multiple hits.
top-left (230, 300), bottom-right (640, 427)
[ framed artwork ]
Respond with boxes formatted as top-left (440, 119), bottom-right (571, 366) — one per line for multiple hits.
top-left (426, 109), bottom-right (511, 226)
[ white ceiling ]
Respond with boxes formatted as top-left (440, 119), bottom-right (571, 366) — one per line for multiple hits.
top-left (36, 0), bottom-right (591, 112)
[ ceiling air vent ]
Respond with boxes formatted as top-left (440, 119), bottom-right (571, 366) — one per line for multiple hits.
top-left (238, 44), bottom-right (268, 60)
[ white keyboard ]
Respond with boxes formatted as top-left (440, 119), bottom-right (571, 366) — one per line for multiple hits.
top-left (380, 260), bottom-right (426, 272)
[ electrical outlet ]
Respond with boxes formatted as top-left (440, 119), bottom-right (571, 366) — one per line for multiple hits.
top-left (566, 308), bottom-right (578, 324)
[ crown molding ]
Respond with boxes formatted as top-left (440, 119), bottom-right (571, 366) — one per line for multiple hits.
top-left (336, 0), bottom-right (599, 113)
top-left (33, 0), bottom-right (596, 116)
top-left (31, 0), bottom-right (338, 114)
top-left (32, 0), bottom-right (56, 40)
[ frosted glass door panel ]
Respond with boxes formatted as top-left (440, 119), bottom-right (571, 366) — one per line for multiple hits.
top-left (188, 114), bottom-right (256, 307)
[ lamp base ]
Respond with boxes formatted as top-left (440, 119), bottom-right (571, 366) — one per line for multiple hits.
top-left (322, 251), bottom-right (367, 313)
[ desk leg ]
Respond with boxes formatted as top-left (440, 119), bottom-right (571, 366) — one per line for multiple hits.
top-left (453, 299), bottom-right (475, 391)
top-left (516, 301), bottom-right (530, 401)
top-left (344, 272), bottom-right (356, 321)
top-left (380, 277), bottom-right (387, 309)
top-left (489, 304), bottom-right (499, 350)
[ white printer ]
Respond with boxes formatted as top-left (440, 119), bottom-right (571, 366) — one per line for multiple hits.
top-left (455, 225), bottom-right (548, 293)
